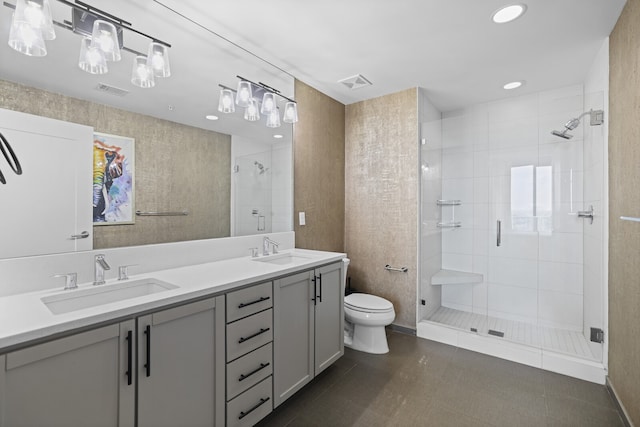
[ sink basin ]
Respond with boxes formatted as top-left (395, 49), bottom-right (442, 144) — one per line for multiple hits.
top-left (252, 252), bottom-right (312, 265)
top-left (42, 278), bottom-right (179, 315)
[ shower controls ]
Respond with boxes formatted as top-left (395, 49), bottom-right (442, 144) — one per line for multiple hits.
top-left (578, 205), bottom-right (594, 224)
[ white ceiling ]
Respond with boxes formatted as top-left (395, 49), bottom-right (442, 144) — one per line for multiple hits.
top-left (0, 0), bottom-right (627, 129)
top-left (155, 0), bottom-right (626, 112)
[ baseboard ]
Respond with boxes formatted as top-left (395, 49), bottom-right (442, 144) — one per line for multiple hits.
top-left (388, 323), bottom-right (416, 336)
top-left (607, 378), bottom-right (635, 427)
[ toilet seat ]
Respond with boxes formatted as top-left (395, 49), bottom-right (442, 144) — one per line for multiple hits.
top-left (345, 293), bottom-right (393, 313)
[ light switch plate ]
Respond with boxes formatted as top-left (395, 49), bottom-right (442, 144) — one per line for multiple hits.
top-left (299, 212), bottom-right (306, 226)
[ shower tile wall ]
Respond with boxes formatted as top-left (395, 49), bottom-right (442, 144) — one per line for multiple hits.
top-left (440, 85), bottom-right (586, 331)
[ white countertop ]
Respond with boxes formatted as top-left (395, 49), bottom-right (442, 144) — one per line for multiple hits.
top-left (0, 249), bottom-right (345, 352)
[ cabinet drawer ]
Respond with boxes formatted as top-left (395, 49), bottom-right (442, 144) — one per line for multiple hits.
top-left (226, 281), bottom-right (273, 323)
top-left (227, 376), bottom-right (273, 427)
top-left (227, 309), bottom-right (273, 361)
top-left (227, 343), bottom-right (273, 400)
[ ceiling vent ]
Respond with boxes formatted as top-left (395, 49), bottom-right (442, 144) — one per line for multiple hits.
top-left (338, 74), bottom-right (372, 90)
top-left (95, 83), bottom-right (129, 97)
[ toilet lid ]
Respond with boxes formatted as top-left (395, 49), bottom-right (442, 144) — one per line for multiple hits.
top-left (345, 293), bottom-right (393, 312)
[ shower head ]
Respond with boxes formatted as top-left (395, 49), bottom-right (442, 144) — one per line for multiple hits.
top-left (551, 129), bottom-right (573, 140)
top-left (254, 161), bottom-right (269, 174)
top-left (551, 109), bottom-right (604, 140)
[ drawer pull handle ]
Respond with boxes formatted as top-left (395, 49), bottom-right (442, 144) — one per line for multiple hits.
top-left (238, 327), bottom-right (270, 344)
top-left (238, 296), bottom-right (270, 309)
top-left (144, 325), bottom-right (151, 377)
top-left (125, 330), bottom-right (133, 386)
top-left (238, 397), bottom-right (270, 420)
top-left (238, 362), bottom-right (270, 382)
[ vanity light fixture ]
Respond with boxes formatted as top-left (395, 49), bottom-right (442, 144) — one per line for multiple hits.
top-left (4, 0), bottom-right (171, 88)
top-left (217, 88), bottom-right (235, 113)
top-left (492, 4), bottom-right (527, 24)
top-left (78, 36), bottom-right (107, 74)
top-left (131, 55), bottom-right (154, 88)
top-left (503, 80), bottom-right (523, 90)
top-left (217, 76), bottom-right (299, 128)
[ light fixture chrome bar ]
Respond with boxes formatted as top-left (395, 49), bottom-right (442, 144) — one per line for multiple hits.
top-left (218, 83), bottom-right (236, 93)
top-left (236, 75), bottom-right (295, 103)
top-left (2, 0), bottom-right (171, 48)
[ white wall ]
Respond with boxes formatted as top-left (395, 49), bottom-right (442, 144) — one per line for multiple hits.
top-left (440, 84), bottom-right (588, 331)
top-left (583, 38), bottom-right (609, 362)
top-left (418, 88), bottom-right (443, 320)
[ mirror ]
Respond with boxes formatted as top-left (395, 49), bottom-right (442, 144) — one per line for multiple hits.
top-left (0, 0), bottom-right (294, 259)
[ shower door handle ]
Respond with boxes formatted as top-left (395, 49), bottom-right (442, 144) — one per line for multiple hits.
top-left (496, 220), bottom-right (502, 247)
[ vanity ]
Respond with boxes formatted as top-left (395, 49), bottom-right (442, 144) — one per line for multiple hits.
top-left (0, 245), bottom-right (346, 427)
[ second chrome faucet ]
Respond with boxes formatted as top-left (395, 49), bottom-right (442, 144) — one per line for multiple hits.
top-left (93, 254), bottom-right (111, 285)
top-left (262, 237), bottom-right (279, 256)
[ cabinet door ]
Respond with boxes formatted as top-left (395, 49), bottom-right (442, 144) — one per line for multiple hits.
top-left (314, 262), bottom-right (344, 374)
top-left (137, 297), bottom-right (224, 427)
top-left (0, 321), bottom-right (135, 427)
top-left (273, 270), bottom-right (315, 407)
top-left (0, 108), bottom-right (93, 258)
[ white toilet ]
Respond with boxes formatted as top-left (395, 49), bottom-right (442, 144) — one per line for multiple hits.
top-left (342, 259), bottom-right (396, 354)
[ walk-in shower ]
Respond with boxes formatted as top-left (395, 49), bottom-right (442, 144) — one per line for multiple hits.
top-left (551, 109), bottom-right (604, 139)
top-left (417, 83), bottom-right (608, 383)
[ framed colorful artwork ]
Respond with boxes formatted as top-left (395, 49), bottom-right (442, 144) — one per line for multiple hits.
top-left (92, 132), bottom-right (135, 225)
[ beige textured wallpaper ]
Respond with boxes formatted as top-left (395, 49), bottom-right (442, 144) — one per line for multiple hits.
top-left (608, 0), bottom-right (640, 423)
top-left (345, 88), bottom-right (418, 329)
top-left (0, 80), bottom-right (231, 249)
top-left (293, 80), bottom-right (345, 252)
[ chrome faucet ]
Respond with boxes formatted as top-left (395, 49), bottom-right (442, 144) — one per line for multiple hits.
top-left (263, 237), bottom-right (279, 256)
top-left (93, 254), bottom-right (111, 285)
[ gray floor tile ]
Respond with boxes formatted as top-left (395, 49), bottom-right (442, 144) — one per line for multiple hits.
top-left (257, 331), bottom-right (625, 427)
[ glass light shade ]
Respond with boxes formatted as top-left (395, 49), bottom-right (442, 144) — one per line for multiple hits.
top-left (12, 0), bottom-right (55, 40)
top-left (131, 55), bottom-right (155, 88)
top-left (282, 101), bottom-right (298, 123)
top-left (8, 13), bottom-right (46, 57)
top-left (236, 81), bottom-right (252, 107)
top-left (78, 37), bottom-right (107, 74)
top-left (266, 107), bottom-right (281, 128)
top-left (91, 19), bottom-right (121, 62)
top-left (147, 42), bottom-right (170, 78)
top-left (260, 92), bottom-right (276, 115)
top-left (217, 88), bottom-right (235, 113)
top-left (244, 98), bottom-right (260, 122)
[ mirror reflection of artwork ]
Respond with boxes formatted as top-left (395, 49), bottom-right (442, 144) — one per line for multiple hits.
top-left (93, 132), bottom-right (134, 225)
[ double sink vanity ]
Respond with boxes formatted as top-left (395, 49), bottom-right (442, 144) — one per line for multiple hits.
top-left (0, 245), bottom-right (346, 427)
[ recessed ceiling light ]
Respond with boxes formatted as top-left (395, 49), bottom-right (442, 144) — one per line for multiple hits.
top-left (492, 4), bottom-right (527, 24)
top-left (273, 134), bottom-right (284, 139)
top-left (503, 81), bottom-right (523, 90)
top-left (205, 115), bottom-right (219, 120)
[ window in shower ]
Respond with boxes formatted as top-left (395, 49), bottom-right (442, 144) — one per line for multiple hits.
top-left (510, 165), bottom-right (553, 234)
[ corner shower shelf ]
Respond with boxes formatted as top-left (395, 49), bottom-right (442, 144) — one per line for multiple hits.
top-left (437, 199), bottom-right (461, 206)
top-left (437, 222), bottom-right (462, 228)
top-left (431, 269), bottom-right (483, 286)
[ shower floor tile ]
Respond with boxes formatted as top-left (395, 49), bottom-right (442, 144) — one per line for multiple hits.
top-left (427, 306), bottom-right (597, 360)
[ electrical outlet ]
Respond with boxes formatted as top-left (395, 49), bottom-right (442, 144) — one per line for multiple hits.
top-left (421, 299), bottom-right (426, 306)
top-left (299, 211), bottom-right (306, 226)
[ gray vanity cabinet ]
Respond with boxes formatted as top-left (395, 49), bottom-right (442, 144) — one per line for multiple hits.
top-left (0, 297), bottom-right (225, 427)
top-left (0, 321), bottom-right (136, 427)
top-left (273, 262), bottom-right (344, 407)
top-left (137, 297), bottom-right (225, 427)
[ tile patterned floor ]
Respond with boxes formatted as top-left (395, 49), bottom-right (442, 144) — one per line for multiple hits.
top-left (257, 331), bottom-right (625, 427)
top-left (427, 306), bottom-right (596, 360)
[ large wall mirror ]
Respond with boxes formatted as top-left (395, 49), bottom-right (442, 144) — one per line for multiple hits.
top-left (0, 0), bottom-right (294, 259)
